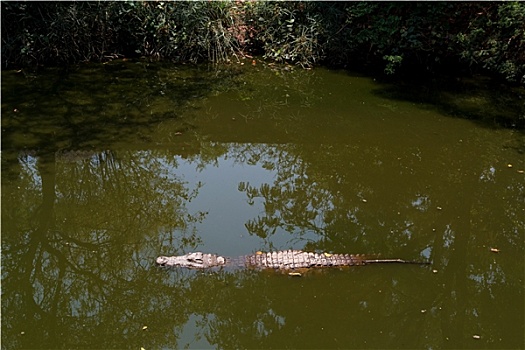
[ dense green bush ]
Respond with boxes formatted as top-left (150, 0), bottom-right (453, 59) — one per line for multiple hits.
top-left (455, 2), bottom-right (525, 83)
top-left (250, 2), bottom-right (325, 67)
top-left (116, 1), bottom-right (245, 63)
top-left (337, 2), bottom-right (460, 71)
top-left (1, 2), bottom-right (113, 66)
top-left (1, 1), bottom-right (247, 66)
top-left (319, 2), bottom-right (525, 83)
top-left (2, 1), bottom-right (524, 84)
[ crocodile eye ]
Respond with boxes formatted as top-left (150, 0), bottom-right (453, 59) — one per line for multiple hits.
top-left (156, 257), bottom-right (169, 266)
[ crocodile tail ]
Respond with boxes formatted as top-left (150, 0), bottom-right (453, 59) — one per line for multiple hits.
top-left (347, 254), bottom-right (372, 266)
top-left (362, 258), bottom-right (431, 265)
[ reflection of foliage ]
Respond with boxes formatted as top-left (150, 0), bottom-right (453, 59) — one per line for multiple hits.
top-left (182, 139), bottom-right (231, 172)
top-left (173, 267), bottom-right (435, 349)
top-left (234, 144), bottom-right (327, 243)
top-left (234, 143), bottom-right (425, 254)
top-left (2, 134), bottom-right (523, 348)
top-left (1, 60), bottom-right (248, 347)
top-left (0, 150), bottom-right (206, 348)
top-left (1, 58), bottom-right (523, 349)
top-left (232, 139), bottom-right (524, 262)
top-left (54, 150), bottom-right (204, 245)
top-left (184, 139), bottom-right (524, 349)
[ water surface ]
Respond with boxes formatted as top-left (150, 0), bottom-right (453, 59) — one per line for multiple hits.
top-left (2, 60), bottom-right (524, 349)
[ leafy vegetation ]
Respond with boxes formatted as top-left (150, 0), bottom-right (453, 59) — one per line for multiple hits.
top-left (250, 2), bottom-right (325, 68)
top-left (2, 1), bottom-right (524, 84)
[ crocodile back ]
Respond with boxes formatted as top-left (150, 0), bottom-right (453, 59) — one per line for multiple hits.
top-left (244, 250), bottom-right (367, 269)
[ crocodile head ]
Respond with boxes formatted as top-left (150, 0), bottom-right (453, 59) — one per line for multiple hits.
top-left (156, 252), bottom-right (226, 268)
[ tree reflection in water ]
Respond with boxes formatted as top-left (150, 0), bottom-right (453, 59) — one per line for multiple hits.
top-left (1, 149), bottom-right (205, 349)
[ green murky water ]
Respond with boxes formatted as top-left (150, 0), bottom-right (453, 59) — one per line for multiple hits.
top-left (2, 60), bottom-right (524, 349)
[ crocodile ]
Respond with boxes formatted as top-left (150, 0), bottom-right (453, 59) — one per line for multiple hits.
top-left (156, 250), bottom-right (430, 270)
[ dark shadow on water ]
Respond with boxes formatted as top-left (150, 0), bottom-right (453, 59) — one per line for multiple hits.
top-left (1, 59), bottom-right (243, 156)
top-left (370, 74), bottom-right (525, 130)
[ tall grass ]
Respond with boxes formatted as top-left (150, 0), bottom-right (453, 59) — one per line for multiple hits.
top-left (2, 1), bottom-right (523, 83)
